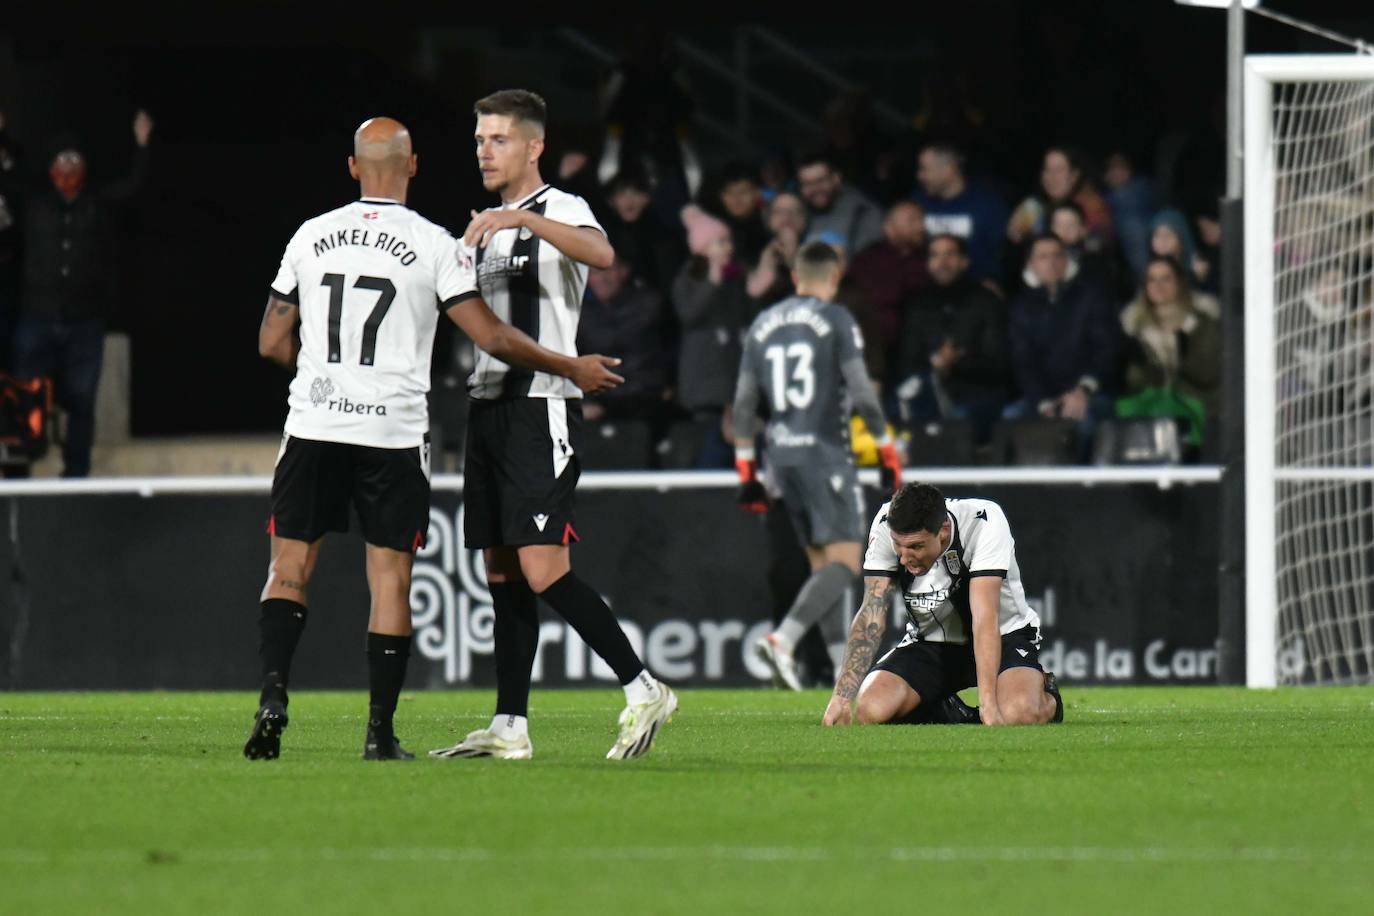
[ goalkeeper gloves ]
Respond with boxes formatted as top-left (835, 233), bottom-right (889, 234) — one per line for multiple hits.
top-left (736, 458), bottom-right (769, 513)
top-left (877, 440), bottom-right (903, 494)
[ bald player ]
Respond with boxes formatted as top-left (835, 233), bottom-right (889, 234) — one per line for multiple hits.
top-left (245, 117), bottom-right (623, 761)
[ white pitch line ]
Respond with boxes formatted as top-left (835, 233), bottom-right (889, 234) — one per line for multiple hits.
top-left (0, 846), bottom-right (1365, 866)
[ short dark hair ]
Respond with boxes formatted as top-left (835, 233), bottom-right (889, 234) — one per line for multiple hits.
top-left (796, 149), bottom-right (837, 173)
top-left (474, 89), bottom-right (547, 132)
top-left (927, 233), bottom-right (968, 257)
top-left (1028, 232), bottom-right (1066, 254)
top-left (794, 240), bottom-right (842, 277)
top-left (887, 483), bottom-right (947, 535)
top-left (921, 140), bottom-right (965, 167)
top-left (607, 170), bottom-right (651, 196)
top-left (718, 161), bottom-right (760, 188)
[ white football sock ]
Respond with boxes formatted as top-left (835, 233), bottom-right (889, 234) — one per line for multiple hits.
top-left (489, 714), bottom-right (528, 741)
top-left (622, 669), bottom-right (661, 705)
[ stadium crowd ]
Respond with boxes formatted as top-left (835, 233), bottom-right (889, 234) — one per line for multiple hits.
top-left (557, 91), bottom-right (1228, 469)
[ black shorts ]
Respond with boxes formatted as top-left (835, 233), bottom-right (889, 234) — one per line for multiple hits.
top-left (463, 397), bottom-right (583, 549)
top-left (268, 434), bottom-right (431, 552)
top-left (870, 625), bottom-right (1044, 705)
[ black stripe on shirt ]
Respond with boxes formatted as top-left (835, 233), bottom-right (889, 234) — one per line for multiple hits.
top-left (270, 286), bottom-right (299, 304)
top-left (439, 290), bottom-right (481, 312)
top-left (968, 569), bottom-right (1007, 579)
top-left (500, 198), bottom-right (545, 399)
top-left (862, 568), bottom-right (898, 578)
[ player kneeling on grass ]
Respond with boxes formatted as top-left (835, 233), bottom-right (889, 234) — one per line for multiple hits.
top-left (822, 482), bottom-right (1063, 727)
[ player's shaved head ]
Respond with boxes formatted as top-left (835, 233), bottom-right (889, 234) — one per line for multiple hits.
top-left (793, 240), bottom-right (843, 284)
top-left (353, 117), bottom-right (413, 174)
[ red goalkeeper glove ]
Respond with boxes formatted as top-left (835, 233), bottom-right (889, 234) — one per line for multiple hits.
top-left (877, 441), bottom-right (903, 494)
top-left (736, 459), bottom-right (769, 513)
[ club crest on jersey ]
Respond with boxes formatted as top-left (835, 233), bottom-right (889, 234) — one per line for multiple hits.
top-left (310, 377), bottom-right (336, 407)
top-left (942, 549), bottom-right (962, 576)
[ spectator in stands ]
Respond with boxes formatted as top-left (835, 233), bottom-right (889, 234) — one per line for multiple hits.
top-left (1005, 234), bottom-right (1119, 460)
top-left (3, 109), bottom-right (153, 477)
top-left (1148, 208), bottom-right (1200, 285)
top-left (1102, 150), bottom-right (1157, 278)
top-left (600, 171), bottom-right (685, 294)
top-left (714, 163), bottom-right (769, 267)
top-left (1049, 201), bottom-right (1118, 298)
top-left (758, 146), bottom-right (796, 203)
top-left (797, 150), bottom-right (883, 256)
top-left (672, 204), bottom-right (753, 468)
top-left (1008, 147), bottom-right (1113, 254)
top-left (847, 200), bottom-right (929, 360)
top-left (894, 234), bottom-right (1009, 445)
top-left (1192, 204), bottom-right (1222, 295)
top-left (1120, 255), bottom-right (1222, 418)
top-left (578, 256), bottom-right (673, 445)
top-left (912, 141), bottom-right (1007, 284)
top-left (747, 190), bottom-right (806, 305)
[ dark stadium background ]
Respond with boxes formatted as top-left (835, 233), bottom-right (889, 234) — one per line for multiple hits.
top-left (0, 1), bottom-right (1362, 436)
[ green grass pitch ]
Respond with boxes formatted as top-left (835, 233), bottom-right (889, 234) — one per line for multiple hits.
top-left (2, 687), bottom-right (1372, 915)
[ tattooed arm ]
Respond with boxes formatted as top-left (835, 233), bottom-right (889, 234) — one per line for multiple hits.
top-left (822, 576), bottom-right (895, 726)
top-left (258, 296), bottom-right (300, 369)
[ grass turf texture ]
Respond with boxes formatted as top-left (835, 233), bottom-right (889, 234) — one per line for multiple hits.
top-left (2, 688), bottom-right (1372, 915)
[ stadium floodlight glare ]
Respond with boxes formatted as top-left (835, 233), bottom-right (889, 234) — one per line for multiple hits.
top-left (1244, 54), bottom-right (1374, 688)
top-left (1174, 0), bottom-right (1260, 9)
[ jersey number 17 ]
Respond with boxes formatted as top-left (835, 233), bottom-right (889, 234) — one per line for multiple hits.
top-left (321, 273), bottom-right (396, 366)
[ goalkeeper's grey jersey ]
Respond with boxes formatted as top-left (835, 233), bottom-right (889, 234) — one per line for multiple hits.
top-left (738, 295), bottom-right (866, 467)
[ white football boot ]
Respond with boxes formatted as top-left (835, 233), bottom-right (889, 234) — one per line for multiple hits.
top-left (429, 728), bottom-right (533, 760)
top-left (606, 684), bottom-right (678, 760)
top-left (754, 633), bottom-right (803, 692)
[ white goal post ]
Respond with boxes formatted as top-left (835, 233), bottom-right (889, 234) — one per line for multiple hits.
top-left (1245, 54), bottom-right (1374, 687)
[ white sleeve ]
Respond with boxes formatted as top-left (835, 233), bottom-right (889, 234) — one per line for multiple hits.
top-left (966, 503), bottom-right (1014, 577)
top-left (862, 503), bottom-right (899, 577)
top-left (545, 193), bottom-right (605, 235)
top-left (435, 233), bottom-right (480, 309)
top-left (269, 232), bottom-right (300, 302)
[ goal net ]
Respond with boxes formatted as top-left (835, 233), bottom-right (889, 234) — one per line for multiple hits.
top-left (1246, 55), bottom-right (1374, 686)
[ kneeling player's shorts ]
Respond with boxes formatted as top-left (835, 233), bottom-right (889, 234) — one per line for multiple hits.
top-left (870, 625), bottom-right (1044, 704)
top-left (268, 434), bottom-right (431, 552)
top-left (463, 396), bottom-right (583, 549)
top-left (770, 461), bottom-right (866, 545)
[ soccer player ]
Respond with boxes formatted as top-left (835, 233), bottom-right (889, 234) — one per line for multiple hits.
top-left (821, 482), bottom-right (1064, 727)
top-left (732, 241), bottom-right (903, 690)
top-left (429, 90), bottom-right (675, 762)
top-left (244, 117), bottom-right (624, 762)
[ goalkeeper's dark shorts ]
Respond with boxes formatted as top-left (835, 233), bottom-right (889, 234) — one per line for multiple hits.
top-left (770, 462), bottom-right (865, 546)
top-left (870, 625), bottom-right (1044, 704)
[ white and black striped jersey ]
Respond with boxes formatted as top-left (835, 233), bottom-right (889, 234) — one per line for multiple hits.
top-left (466, 184), bottom-right (604, 401)
top-left (863, 497), bottom-right (1039, 643)
top-left (269, 197), bottom-right (479, 449)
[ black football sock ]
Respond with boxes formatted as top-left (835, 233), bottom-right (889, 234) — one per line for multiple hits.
top-left (258, 598), bottom-right (308, 706)
top-left (366, 632), bottom-right (411, 732)
top-left (538, 572), bottom-right (644, 684)
top-left (490, 582), bottom-right (541, 718)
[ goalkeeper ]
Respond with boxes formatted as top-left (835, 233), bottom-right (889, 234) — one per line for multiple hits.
top-left (732, 241), bottom-right (903, 689)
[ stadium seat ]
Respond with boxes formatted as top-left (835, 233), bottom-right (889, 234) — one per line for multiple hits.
top-left (992, 418), bottom-right (1080, 466)
top-left (901, 420), bottom-right (977, 467)
top-left (1091, 418), bottom-right (1184, 465)
top-left (579, 419), bottom-right (652, 470)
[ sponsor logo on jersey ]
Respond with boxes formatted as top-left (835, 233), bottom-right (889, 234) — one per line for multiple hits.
top-left (309, 377), bottom-right (336, 407)
top-left (904, 587), bottom-right (950, 612)
top-left (766, 422), bottom-right (818, 448)
top-left (309, 378), bottom-right (388, 416)
top-left (477, 254), bottom-right (531, 283)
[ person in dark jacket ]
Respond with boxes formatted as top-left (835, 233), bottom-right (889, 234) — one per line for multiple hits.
top-left (1004, 233), bottom-right (1119, 460)
top-left (577, 256), bottom-right (673, 428)
top-left (893, 234), bottom-right (1010, 444)
top-left (2, 109), bottom-right (153, 477)
top-left (599, 171), bottom-right (685, 295)
top-left (672, 204), bottom-right (754, 468)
